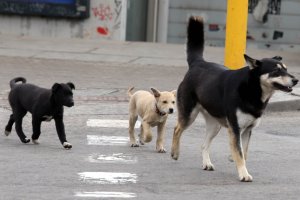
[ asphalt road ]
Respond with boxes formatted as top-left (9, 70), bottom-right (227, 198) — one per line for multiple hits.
top-left (0, 56), bottom-right (300, 200)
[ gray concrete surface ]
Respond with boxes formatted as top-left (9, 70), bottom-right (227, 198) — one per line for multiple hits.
top-left (0, 35), bottom-right (299, 200)
top-left (0, 34), bottom-right (299, 111)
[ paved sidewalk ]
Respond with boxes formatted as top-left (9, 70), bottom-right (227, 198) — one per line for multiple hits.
top-left (0, 34), bottom-right (299, 111)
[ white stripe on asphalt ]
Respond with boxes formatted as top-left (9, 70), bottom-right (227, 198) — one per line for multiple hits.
top-left (75, 191), bottom-right (136, 198)
top-left (87, 153), bottom-right (137, 164)
top-left (87, 135), bottom-right (128, 145)
top-left (78, 172), bottom-right (137, 184)
top-left (87, 119), bottom-right (141, 128)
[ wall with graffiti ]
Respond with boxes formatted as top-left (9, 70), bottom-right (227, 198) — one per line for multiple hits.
top-left (0, 0), bottom-right (127, 40)
top-left (88, 0), bottom-right (125, 39)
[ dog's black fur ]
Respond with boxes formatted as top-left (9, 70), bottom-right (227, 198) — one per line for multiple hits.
top-left (171, 16), bottom-right (298, 181)
top-left (5, 77), bottom-right (75, 149)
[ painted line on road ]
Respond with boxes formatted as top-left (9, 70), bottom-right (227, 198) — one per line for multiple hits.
top-left (75, 191), bottom-right (136, 198)
top-left (78, 172), bottom-right (137, 184)
top-left (87, 119), bottom-right (141, 128)
top-left (87, 153), bottom-right (137, 164)
top-left (83, 120), bottom-right (138, 198)
top-left (87, 135), bottom-right (129, 146)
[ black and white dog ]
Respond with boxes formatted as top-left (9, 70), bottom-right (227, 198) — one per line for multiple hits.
top-left (5, 77), bottom-right (75, 149)
top-left (171, 16), bottom-right (298, 181)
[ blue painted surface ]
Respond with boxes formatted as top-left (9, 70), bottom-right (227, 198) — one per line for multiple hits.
top-left (11, 0), bottom-right (76, 4)
top-left (0, 0), bottom-right (90, 18)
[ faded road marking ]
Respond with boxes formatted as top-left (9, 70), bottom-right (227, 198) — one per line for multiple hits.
top-left (87, 135), bottom-right (128, 145)
top-left (75, 191), bottom-right (136, 198)
top-left (87, 119), bottom-right (141, 128)
top-left (78, 172), bottom-right (137, 184)
top-left (87, 153), bottom-right (137, 164)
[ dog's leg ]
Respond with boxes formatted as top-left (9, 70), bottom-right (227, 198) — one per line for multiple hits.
top-left (171, 121), bottom-right (185, 160)
top-left (241, 127), bottom-right (252, 161)
top-left (5, 114), bottom-right (14, 136)
top-left (228, 126), bottom-right (252, 182)
top-left (138, 124), bottom-right (144, 145)
top-left (14, 111), bottom-right (30, 143)
top-left (54, 116), bottom-right (72, 149)
top-left (171, 105), bottom-right (200, 160)
top-left (156, 121), bottom-right (167, 153)
top-left (129, 115), bottom-right (139, 147)
top-left (31, 116), bottom-right (42, 144)
top-left (227, 127), bottom-right (253, 162)
top-left (142, 121), bottom-right (152, 143)
top-left (202, 113), bottom-right (221, 171)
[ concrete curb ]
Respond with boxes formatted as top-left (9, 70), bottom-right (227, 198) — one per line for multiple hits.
top-left (267, 99), bottom-right (300, 112)
top-left (267, 90), bottom-right (300, 112)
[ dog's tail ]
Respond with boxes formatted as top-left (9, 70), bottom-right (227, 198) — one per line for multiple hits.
top-left (10, 77), bottom-right (26, 89)
top-left (127, 87), bottom-right (135, 97)
top-left (187, 16), bottom-right (205, 67)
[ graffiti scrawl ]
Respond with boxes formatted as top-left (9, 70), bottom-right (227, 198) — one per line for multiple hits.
top-left (92, 0), bottom-right (123, 37)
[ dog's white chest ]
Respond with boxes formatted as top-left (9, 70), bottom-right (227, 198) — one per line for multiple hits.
top-left (43, 115), bottom-right (53, 122)
top-left (236, 110), bottom-right (260, 130)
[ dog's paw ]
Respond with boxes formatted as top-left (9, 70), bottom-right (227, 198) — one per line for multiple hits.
top-left (130, 143), bottom-right (139, 147)
top-left (171, 151), bottom-right (179, 160)
top-left (63, 142), bottom-right (72, 150)
top-left (240, 174), bottom-right (253, 182)
top-left (238, 168), bottom-right (253, 182)
top-left (32, 139), bottom-right (40, 144)
top-left (4, 130), bottom-right (11, 136)
top-left (138, 134), bottom-right (144, 145)
top-left (202, 163), bottom-right (215, 171)
top-left (139, 140), bottom-right (145, 145)
top-left (157, 148), bottom-right (167, 153)
top-left (22, 138), bottom-right (31, 143)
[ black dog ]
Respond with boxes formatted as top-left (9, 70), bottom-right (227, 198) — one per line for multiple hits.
top-left (171, 16), bottom-right (298, 181)
top-left (5, 77), bottom-right (75, 149)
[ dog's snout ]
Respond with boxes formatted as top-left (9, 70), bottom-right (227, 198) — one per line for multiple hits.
top-left (67, 101), bottom-right (74, 107)
top-left (292, 78), bottom-right (298, 86)
top-left (169, 108), bottom-right (174, 113)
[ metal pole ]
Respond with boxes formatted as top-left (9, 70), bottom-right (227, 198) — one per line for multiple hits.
top-left (224, 0), bottom-right (248, 69)
top-left (157, 0), bottom-right (169, 43)
top-left (146, 0), bottom-right (157, 42)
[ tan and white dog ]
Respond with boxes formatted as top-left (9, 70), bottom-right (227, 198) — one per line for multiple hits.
top-left (128, 87), bottom-right (176, 152)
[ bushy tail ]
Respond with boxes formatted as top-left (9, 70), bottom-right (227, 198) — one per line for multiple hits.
top-left (187, 16), bottom-right (205, 67)
top-left (127, 87), bottom-right (135, 97)
top-left (10, 77), bottom-right (26, 89)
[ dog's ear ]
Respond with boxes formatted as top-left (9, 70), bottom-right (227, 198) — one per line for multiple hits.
top-left (52, 83), bottom-right (62, 93)
top-left (244, 54), bottom-right (261, 69)
top-left (151, 88), bottom-right (161, 98)
top-left (171, 90), bottom-right (177, 97)
top-left (67, 82), bottom-right (75, 90)
top-left (272, 56), bottom-right (282, 61)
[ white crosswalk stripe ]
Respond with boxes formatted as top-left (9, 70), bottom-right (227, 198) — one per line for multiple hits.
top-left (76, 119), bottom-right (137, 198)
top-left (87, 135), bottom-right (129, 145)
top-left (75, 192), bottom-right (137, 198)
top-left (87, 119), bottom-right (141, 128)
top-left (78, 172), bottom-right (137, 184)
top-left (87, 153), bottom-right (138, 164)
